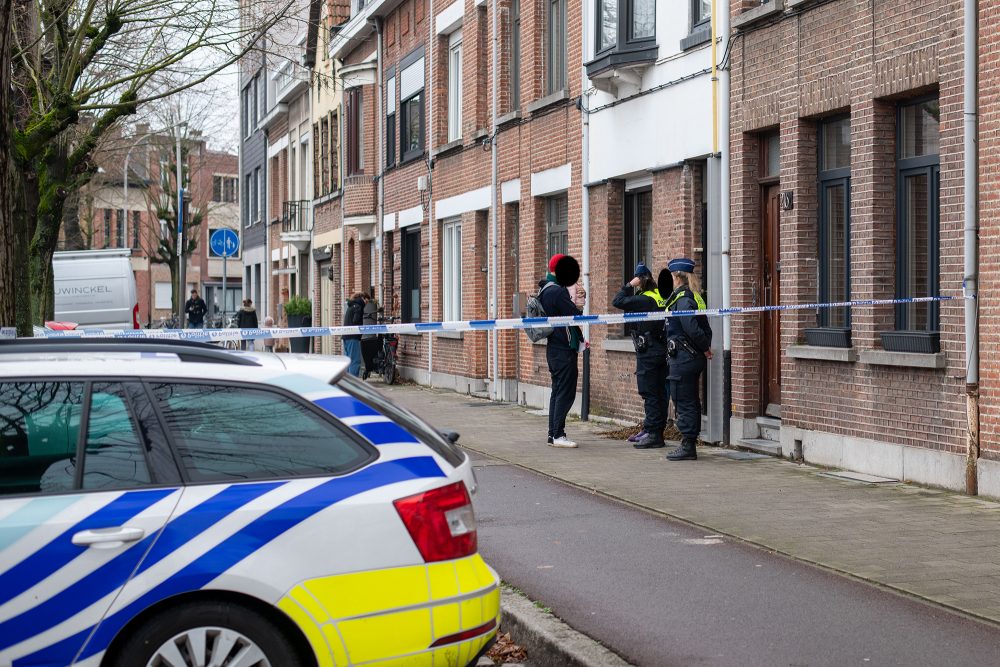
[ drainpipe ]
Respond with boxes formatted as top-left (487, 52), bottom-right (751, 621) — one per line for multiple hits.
top-left (374, 18), bottom-right (385, 307)
top-left (715, 0), bottom-right (732, 442)
top-left (579, 0), bottom-right (591, 421)
top-left (427, 6), bottom-right (435, 387)
top-left (963, 0), bottom-right (979, 495)
top-left (490, 0), bottom-right (500, 400)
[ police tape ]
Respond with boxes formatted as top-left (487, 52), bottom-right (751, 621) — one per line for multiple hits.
top-left (4, 294), bottom-right (970, 342)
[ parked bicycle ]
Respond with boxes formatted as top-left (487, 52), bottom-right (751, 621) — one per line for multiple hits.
top-left (151, 314), bottom-right (180, 329)
top-left (368, 315), bottom-right (399, 385)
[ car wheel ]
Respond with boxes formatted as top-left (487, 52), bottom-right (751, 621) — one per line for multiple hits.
top-left (113, 600), bottom-right (302, 667)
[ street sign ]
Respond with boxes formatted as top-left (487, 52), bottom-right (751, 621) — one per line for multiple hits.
top-left (210, 228), bottom-right (240, 258)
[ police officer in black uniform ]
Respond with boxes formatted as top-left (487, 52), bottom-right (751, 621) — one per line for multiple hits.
top-left (613, 262), bottom-right (670, 449)
top-left (658, 258), bottom-right (712, 461)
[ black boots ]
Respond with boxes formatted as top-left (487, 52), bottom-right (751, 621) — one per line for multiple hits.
top-left (632, 431), bottom-right (665, 449)
top-left (666, 437), bottom-right (698, 461)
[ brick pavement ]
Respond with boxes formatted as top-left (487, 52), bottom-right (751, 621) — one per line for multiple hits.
top-left (383, 384), bottom-right (1000, 625)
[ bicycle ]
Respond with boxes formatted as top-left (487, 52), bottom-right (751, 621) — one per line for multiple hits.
top-left (368, 315), bottom-right (399, 385)
top-left (151, 314), bottom-right (180, 329)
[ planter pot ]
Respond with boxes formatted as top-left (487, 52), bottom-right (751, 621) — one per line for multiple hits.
top-left (287, 314), bottom-right (311, 353)
top-left (804, 327), bottom-right (852, 348)
top-left (880, 330), bottom-right (940, 354)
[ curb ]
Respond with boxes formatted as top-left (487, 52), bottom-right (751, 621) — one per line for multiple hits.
top-left (499, 587), bottom-right (634, 667)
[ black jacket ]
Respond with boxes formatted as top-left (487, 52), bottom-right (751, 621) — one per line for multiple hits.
top-left (612, 284), bottom-right (666, 338)
top-left (343, 298), bottom-right (365, 341)
top-left (665, 287), bottom-right (712, 353)
top-left (537, 278), bottom-right (582, 351)
top-left (236, 306), bottom-right (258, 329)
top-left (184, 297), bottom-right (207, 324)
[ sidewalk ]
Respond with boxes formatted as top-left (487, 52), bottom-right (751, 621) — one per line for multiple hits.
top-left (382, 384), bottom-right (1000, 625)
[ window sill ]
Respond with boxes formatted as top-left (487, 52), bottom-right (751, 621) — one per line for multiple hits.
top-left (680, 25), bottom-right (711, 51)
top-left (435, 330), bottom-right (463, 340)
top-left (399, 151), bottom-right (426, 167)
top-left (473, 127), bottom-right (489, 141)
top-left (787, 345), bottom-right (857, 363)
top-left (497, 110), bottom-right (521, 126)
top-left (732, 0), bottom-right (785, 30)
top-left (602, 338), bottom-right (634, 353)
top-left (526, 89), bottom-right (569, 115)
top-left (431, 138), bottom-right (463, 158)
top-left (859, 350), bottom-right (946, 370)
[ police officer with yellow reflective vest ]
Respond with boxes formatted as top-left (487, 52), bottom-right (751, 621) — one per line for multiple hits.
top-left (658, 258), bottom-right (713, 461)
top-left (613, 262), bottom-right (670, 449)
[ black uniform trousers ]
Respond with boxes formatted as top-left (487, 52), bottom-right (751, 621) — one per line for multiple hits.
top-left (546, 344), bottom-right (578, 439)
top-left (636, 344), bottom-right (669, 434)
top-left (669, 353), bottom-right (706, 440)
top-left (361, 338), bottom-right (380, 373)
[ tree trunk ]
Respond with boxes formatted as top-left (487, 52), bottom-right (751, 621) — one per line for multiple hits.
top-left (61, 190), bottom-right (84, 250)
top-left (29, 145), bottom-right (70, 324)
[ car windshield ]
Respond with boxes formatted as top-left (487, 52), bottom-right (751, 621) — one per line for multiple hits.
top-left (334, 374), bottom-right (466, 468)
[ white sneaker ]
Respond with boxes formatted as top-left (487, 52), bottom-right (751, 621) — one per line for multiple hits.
top-left (549, 436), bottom-right (578, 448)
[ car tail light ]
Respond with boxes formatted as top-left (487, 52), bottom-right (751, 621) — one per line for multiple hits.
top-left (393, 482), bottom-right (477, 562)
top-left (429, 619), bottom-right (497, 647)
top-left (132, 303), bottom-right (140, 329)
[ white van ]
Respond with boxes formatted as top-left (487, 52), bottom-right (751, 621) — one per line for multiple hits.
top-left (52, 249), bottom-right (139, 329)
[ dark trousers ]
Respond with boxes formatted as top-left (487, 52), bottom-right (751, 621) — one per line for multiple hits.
top-left (669, 355), bottom-right (705, 439)
top-left (361, 338), bottom-right (379, 372)
top-left (636, 350), bottom-right (669, 434)
top-left (546, 345), bottom-right (578, 439)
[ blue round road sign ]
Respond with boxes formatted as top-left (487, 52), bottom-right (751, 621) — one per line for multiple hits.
top-left (210, 228), bottom-right (240, 258)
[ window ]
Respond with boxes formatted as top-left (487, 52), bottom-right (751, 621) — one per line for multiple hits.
top-left (132, 211), bottom-right (140, 249)
top-left (818, 117), bottom-right (851, 329)
top-left (510, 0), bottom-right (521, 109)
top-left (252, 75), bottom-right (259, 129)
top-left (386, 75), bottom-right (397, 166)
top-left (546, 195), bottom-right (568, 256)
top-left (442, 219), bottom-right (462, 321)
top-left (0, 382), bottom-right (83, 496)
top-left (346, 87), bottom-right (364, 175)
top-left (692, 0), bottom-right (710, 28)
top-left (763, 132), bottom-right (780, 178)
top-left (155, 282), bottom-right (173, 309)
top-left (242, 85), bottom-right (251, 139)
top-left (213, 176), bottom-right (238, 203)
top-left (245, 174), bottom-right (253, 225)
top-left (895, 98), bottom-right (941, 334)
top-left (116, 209), bottom-right (125, 248)
top-left (82, 383), bottom-right (150, 491)
top-left (595, 0), bottom-right (654, 55)
top-left (257, 168), bottom-right (265, 221)
top-left (402, 227), bottom-right (422, 323)
top-left (103, 209), bottom-right (112, 248)
top-left (319, 116), bottom-right (330, 194)
top-left (623, 189), bottom-right (652, 284)
top-left (546, 0), bottom-right (566, 94)
top-left (598, 0), bottom-right (617, 51)
top-left (399, 56), bottom-right (426, 162)
top-left (258, 71), bottom-right (267, 115)
top-left (150, 383), bottom-right (373, 482)
top-left (447, 32), bottom-right (463, 142)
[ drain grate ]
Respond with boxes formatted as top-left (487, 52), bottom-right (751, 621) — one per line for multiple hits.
top-left (715, 451), bottom-right (771, 461)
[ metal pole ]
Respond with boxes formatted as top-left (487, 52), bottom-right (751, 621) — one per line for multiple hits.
top-left (963, 0), bottom-right (980, 494)
top-left (176, 123), bottom-right (187, 327)
top-left (375, 18), bottom-right (385, 309)
top-left (123, 152), bottom-right (129, 250)
top-left (579, 0), bottom-right (591, 420)
top-left (426, 5), bottom-right (434, 387)
top-left (490, 0), bottom-right (500, 401)
top-left (223, 252), bottom-right (228, 322)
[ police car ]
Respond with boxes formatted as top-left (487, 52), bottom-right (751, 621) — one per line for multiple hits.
top-left (0, 339), bottom-right (500, 667)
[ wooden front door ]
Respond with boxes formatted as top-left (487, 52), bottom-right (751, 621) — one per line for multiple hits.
top-left (761, 185), bottom-right (782, 409)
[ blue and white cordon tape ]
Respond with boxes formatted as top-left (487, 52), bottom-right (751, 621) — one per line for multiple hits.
top-left (5, 294), bottom-right (970, 341)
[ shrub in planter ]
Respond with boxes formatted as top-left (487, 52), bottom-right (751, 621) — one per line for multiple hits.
top-left (284, 296), bottom-right (313, 353)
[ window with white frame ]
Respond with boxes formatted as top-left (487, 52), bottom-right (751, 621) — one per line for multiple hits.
top-left (442, 218), bottom-right (462, 321)
top-left (249, 171), bottom-right (257, 222)
top-left (400, 55), bottom-right (425, 162)
top-left (386, 74), bottom-right (396, 166)
top-left (447, 31), bottom-right (463, 143)
top-left (257, 168), bottom-right (264, 221)
top-left (155, 282), bottom-right (173, 310)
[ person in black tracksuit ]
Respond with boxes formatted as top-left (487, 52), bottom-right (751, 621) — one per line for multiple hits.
top-left (538, 253), bottom-right (585, 448)
top-left (658, 259), bottom-right (713, 461)
top-left (612, 262), bottom-right (669, 449)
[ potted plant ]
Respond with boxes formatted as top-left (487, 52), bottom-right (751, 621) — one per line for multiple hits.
top-left (284, 295), bottom-right (313, 353)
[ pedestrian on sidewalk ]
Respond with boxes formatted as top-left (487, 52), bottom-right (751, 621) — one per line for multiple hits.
top-left (659, 259), bottom-right (713, 461)
top-left (361, 290), bottom-right (380, 379)
top-left (613, 262), bottom-right (669, 449)
top-left (236, 299), bottom-right (259, 350)
top-left (539, 253), bottom-right (585, 448)
top-left (343, 292), bottom-right (366, 377)
top-left (184, 289), bottom-right (207, 329)
top-left (260, 315), bottom-right (275, 352)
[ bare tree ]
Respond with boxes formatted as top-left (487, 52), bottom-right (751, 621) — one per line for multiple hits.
top-left (3, 0), bottom-right (301, 334)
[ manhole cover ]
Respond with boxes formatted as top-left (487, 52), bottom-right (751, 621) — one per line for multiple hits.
top-left (716, 451), bottom-right (770, 460)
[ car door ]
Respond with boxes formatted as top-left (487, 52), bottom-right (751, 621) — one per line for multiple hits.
top-left (0, 380), bottom-right (181, 667)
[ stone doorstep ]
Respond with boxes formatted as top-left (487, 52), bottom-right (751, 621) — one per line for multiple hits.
top-left (738, 438), bottom-right (783, 457)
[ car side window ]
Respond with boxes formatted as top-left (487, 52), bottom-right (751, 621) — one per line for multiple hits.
top-left (0, 382), bottom-right (84, 496)
top-left (80, 383), bottom-right (151, 491)
top-left (150, 382), bottom-right (374, 482)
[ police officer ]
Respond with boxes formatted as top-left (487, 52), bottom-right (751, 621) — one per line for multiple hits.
top-left (658, 258), bottom-right (712, 461)
top-left (613, 262), bottom-right (669, 449)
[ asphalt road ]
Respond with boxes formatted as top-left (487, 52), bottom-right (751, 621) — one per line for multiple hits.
top-left (471, 455), bottom-right (1000, 667)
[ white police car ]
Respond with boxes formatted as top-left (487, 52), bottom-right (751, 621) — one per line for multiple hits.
top-left (0, 339), bottom-right (499, 666)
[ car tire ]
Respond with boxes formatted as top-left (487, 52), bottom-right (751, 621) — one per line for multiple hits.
top-left (112, 600), bottom-right (303, 667)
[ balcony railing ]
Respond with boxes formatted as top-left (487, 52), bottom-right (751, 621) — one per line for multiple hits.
top-left (281, 200), bottom-right (312, 233)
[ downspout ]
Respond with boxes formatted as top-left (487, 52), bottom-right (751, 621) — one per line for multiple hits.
top-left (579, 0), bottom-right (591, 420)
top-left (715, 0), bottom-right (732, 443)
top-left (490, 0), bottom-right (500, 400)
top-left (374, 18), bottom-right (385, 307)
top-left (963, 0), bottom-right (980, 495)
top-left (427, 4), bottom-right (435, 386)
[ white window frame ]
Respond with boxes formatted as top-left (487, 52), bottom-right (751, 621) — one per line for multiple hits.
top-left (154, 282), bottom-right (173, 310)
top-left (447, 31), bottom-right (463, 143)
top-left (442, 218), bottom-right (462, 321)
top-left (257, 168), bottom-right (264, 223)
